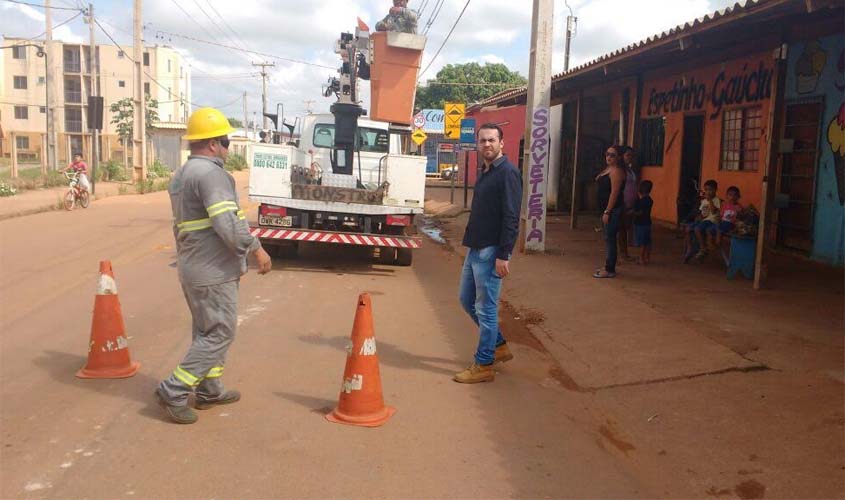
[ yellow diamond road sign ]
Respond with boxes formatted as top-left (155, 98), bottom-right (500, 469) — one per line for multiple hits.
top-left (444, 103), bottom-right (465, 140)
top-left (411, 129), bottom-right (427, 145)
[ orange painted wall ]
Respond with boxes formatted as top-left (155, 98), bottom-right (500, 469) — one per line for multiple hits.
top-left (639, 51), bottom-right (774, 223)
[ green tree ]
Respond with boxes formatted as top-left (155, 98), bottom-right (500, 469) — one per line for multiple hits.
top-left (228, 117), bottom-right (244, 128)
top-left (415, 62), bottom-right (527, 110)
top-left (109, 95), bottom-right (160, 147)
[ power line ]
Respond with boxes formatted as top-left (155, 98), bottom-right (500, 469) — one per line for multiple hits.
top-left (149, 28), bottom-right (336, 70)
top-left (423, 0), bottom-right (445, 35)
top-left (204, 0), bottom-right (254, 57)
top-left (190, 0), bottom-right (252, 63)
top-left (1, 0), bottom-right (81, 10)
top-left (94, 18), bottom-right (208, 109)
top-left (419, 0), bottom-right (471, 80)
top-left (8, 10), bottom-right (82, 44)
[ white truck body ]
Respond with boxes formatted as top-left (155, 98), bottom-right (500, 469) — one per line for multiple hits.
top-left (246, 114), bottom-right (426, 262)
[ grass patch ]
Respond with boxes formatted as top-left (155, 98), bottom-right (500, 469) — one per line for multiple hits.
top-left (0, 169), bottom-right (67, 193)
top-left (224, 153), bottom-right (247, 172)
top-left (97, 161), bottom-right (129, 182)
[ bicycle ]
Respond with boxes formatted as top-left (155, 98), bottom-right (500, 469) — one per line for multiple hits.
top-left (63, 171), bottom-right (90, 210)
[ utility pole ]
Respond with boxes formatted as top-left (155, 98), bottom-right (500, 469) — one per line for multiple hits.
top-left (133, 0), bottom-right (146, 181)
top-left (87, 3), bottom-right (99, 194)
top-left (303, 99), bottom-right (315, 114)
top-left (563, 1), bottom-right (576, 72)
top-left (45, 0), bottom-right (56, 170)
top-left (252, 62), bottom-right (274, 129)
top-left (519, 0), bottom-right (555, 253)
top-left (242, 91), bottom-right (248, 139)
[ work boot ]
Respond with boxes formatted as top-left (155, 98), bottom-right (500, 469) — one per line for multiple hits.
top-left (195, 390), bottom-right (241, 410)
top-left (155, 388), bottom-right (197, 424)
top-left (453, 362), bottom-right (495, 384)
top-left (494, 342), bottom-right (514, 363)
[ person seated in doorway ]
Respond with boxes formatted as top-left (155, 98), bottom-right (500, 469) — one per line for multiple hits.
top-left (684, 179), bottom-right (720, 262)
top-left (375, 0), bottom-right (419, 34)
top-left (63, 153), bottom-right (90, 193)
top-left (714, 186), bottom-right (742, 246)
top-left (632, 180), bottom-right (654, 265)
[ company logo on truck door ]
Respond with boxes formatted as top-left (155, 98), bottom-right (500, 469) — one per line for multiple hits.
top-left (253, 152), bottom-right (289, 169)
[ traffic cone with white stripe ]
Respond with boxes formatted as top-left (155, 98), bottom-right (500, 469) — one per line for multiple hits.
top-left (76, 261), bottom-right (140, 379)
top-left (326, 293), bottom-right (395, 427)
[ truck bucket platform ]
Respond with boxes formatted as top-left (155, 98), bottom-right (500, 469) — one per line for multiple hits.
top-left (250, 227), bottom-right (421, 248)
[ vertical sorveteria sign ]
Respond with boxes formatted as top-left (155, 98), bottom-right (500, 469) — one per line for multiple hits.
top-left (521, 0), bottom-right (554, 252)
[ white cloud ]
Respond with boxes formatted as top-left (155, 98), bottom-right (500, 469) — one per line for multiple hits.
top-left (1, 0), bottom-right (738, 122)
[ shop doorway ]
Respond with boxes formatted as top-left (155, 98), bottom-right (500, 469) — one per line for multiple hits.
top-left (678, 115), bottom-right (705, 223)
top-left (776, 100), bottom-right (822, 253)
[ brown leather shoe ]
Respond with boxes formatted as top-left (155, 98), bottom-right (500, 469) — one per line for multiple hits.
top-left (453, 362), bottom-right (495, 384)
top-left (494, 343), bottom-right (514, 363)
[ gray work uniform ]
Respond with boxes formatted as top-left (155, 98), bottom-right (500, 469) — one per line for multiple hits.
top-left (158, 155), bottom-right (261, 405)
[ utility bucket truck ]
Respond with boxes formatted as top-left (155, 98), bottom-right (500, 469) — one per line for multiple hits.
top-left (247, 26), bottom-right (427, 266)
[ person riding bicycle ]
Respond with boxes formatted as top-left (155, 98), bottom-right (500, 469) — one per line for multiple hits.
top-left (63, 153), bottom-right (91, 193)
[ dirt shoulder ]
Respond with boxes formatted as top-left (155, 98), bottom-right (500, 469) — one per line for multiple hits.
top-left (423, 204), bottom-right (844, 499)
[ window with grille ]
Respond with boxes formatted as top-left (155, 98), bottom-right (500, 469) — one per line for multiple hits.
top-left (38, 76), bottom-right (46, 85)
top-left (14, 106), bottom-right (28, 119)
top-left (143, 52), bottom-right (150, 66)
top-left (119, 80), bottom-right (126, 88)
top-left (16, 136), bottom-right (30, 149)
top-left (720, 106), bottom-right (762, 171)
top-left (13, 76), bottom-right (27, 89)
top-left (118, 50), bottom-right (125, 58)
top-left (39, 106), bottom-right (46, 113)
top-left (12, 46), bottom-right (26, 59)
top-left (638, 116), bottom-right (665, 166)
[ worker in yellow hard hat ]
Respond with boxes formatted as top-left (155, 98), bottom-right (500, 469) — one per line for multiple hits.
top-left (155, 107), bottom-right (272, 424)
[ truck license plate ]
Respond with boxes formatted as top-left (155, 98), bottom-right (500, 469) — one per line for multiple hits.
top-left (259, 215), bottom-right (292, 227)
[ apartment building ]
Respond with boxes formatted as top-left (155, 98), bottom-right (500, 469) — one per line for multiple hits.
top-left (0, 36), bottom-right (191, 166)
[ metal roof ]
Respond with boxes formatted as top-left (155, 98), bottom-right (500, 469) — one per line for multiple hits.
top-left (472, 0), bottom-right (806, 109)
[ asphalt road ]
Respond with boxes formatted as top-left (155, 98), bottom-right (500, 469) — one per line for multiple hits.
top-left (0, 184), bottom-right (653, 499)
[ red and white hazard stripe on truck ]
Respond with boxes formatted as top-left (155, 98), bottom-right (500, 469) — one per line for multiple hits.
top-left (250, 227), bottom-right (421, 248)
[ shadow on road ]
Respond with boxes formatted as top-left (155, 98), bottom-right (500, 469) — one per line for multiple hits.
top-left (32, 350), bottom-right (169, 423)
top-left (297, 334), bottom-right (462, 376)
top-left (273, 391), bottom-right (335, 415)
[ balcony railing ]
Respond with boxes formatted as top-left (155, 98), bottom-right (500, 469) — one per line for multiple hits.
top-left (64, 60), bottom-right (81, 73)
top-left (65, 120), bottom-right (82, 133)
top-left (65, 90), bottom-right (82, 103)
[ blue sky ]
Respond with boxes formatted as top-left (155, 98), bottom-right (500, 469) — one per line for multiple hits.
top-left (1, 0), bottom-right (739, 123)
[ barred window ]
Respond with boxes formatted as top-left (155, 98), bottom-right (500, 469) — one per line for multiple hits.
top-left (639, 116), bottom-right (665, 166)
top-left (14, 106), bottom-right (28, 119)
top-left (721, 107), bottom-right (762, 171)
top-left (16, 136), bottom-right (30, 149)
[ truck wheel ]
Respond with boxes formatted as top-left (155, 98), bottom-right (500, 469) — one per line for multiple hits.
top-left (376, 247), bottom-right (396, 264)
top-left (396, 248), bottom-right (413, 266)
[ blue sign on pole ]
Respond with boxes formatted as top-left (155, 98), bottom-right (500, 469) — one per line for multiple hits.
top-left (459, 118), bottom-right (476, 146)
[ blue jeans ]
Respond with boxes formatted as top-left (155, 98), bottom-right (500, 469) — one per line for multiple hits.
top-left (459, 246), bottom-right (505, 365)
top-left (603, 207), bottom-right (624, 273)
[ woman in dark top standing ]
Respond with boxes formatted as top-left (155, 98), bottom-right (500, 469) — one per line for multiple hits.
top-left (594, 145), bottom-right (627, 278)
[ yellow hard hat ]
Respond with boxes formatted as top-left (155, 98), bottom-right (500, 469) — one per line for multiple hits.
top-left (183, 107), bottom-right (235, 141)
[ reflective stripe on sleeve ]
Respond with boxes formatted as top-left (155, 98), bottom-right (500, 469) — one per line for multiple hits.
top-left (176, 218), bottom-right (213, 233)
top-left (206, 366), bottom-right (224, 378)
top-left (207, 200), bottom-right (239, 218)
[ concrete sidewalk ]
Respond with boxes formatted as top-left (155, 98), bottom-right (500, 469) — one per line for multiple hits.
top-left (0, 180), bottom-right (127, 220)
top-left (423, 199), bottom-right (844, 498)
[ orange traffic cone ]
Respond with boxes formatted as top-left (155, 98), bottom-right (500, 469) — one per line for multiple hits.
top-left (326, 293), bottom-right (396, 427)
top-left (76, 261), bottom-right (140, 379)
